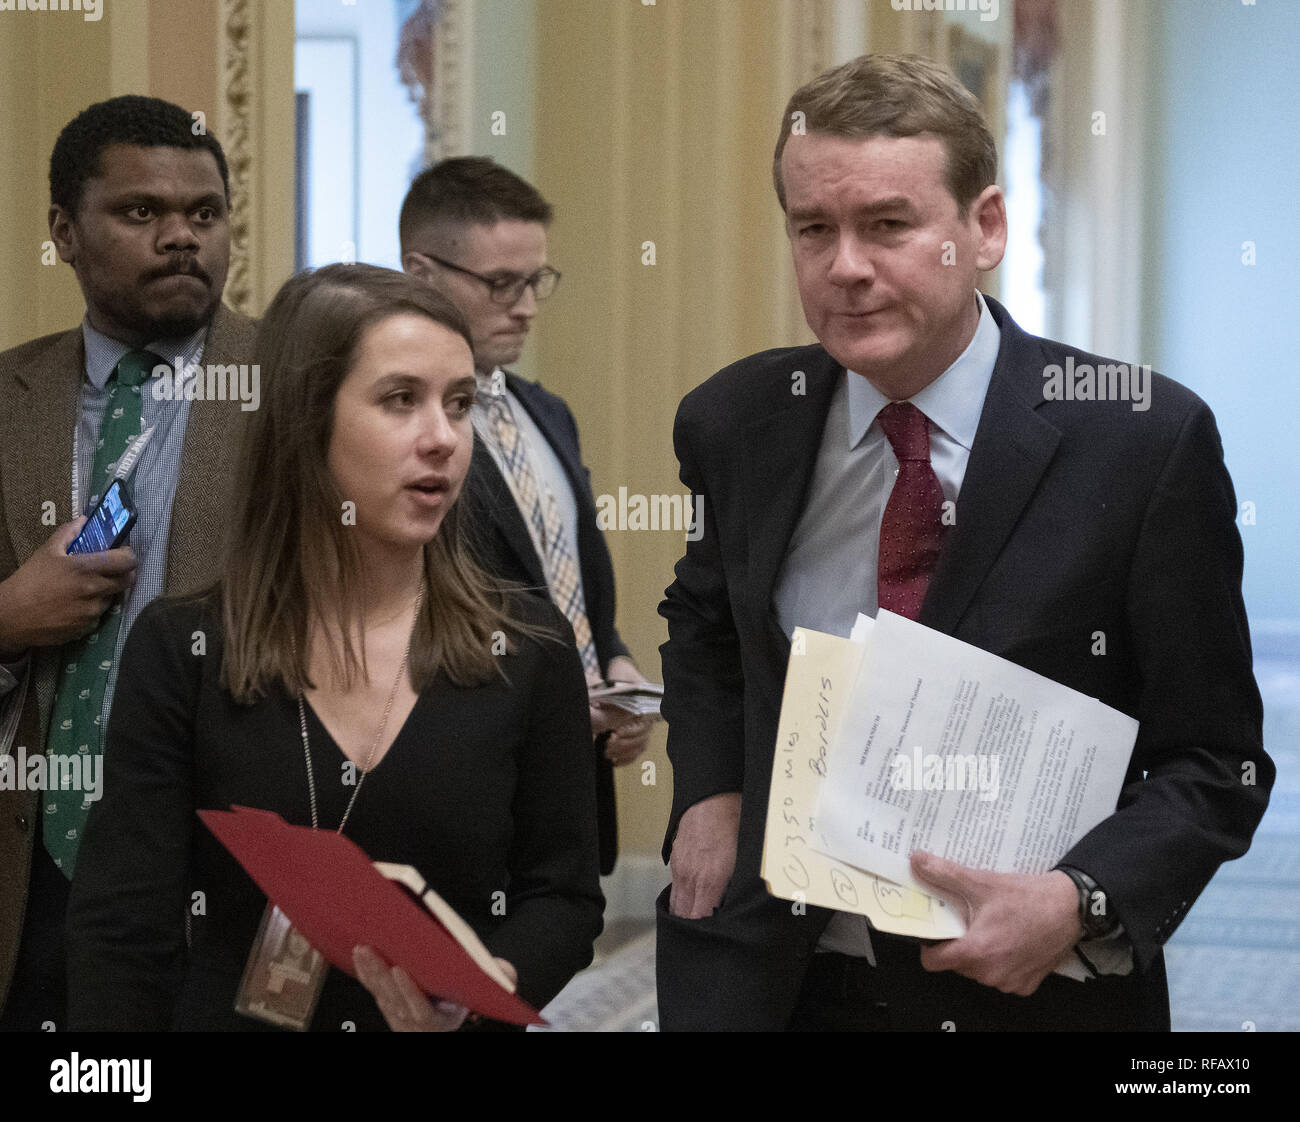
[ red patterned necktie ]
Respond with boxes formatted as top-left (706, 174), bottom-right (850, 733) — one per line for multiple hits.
top-left (877, 402), bottom-right (948, 621)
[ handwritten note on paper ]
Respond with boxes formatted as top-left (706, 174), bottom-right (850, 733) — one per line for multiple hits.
top-left (760, 625), bottom-right (965, 940)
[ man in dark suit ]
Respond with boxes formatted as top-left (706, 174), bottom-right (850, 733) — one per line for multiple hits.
top-left (400, 157), bottom-right (653, 875)
top-left (656, 53), bottom-right (1272, 1031)
top-left (0, 96), bottom-right (257, 1030)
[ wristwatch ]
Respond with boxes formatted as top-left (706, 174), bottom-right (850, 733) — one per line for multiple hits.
top-left (1055, 864), bottom-right (1120, 940)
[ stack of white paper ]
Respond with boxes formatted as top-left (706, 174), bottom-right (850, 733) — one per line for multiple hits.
top-left (588, 681), bottom-right (663, 717)
top-left (761, 611), bottom-right (1139, 980)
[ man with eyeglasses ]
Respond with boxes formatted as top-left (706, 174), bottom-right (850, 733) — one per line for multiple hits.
top-left (400, 157), bottom-right (654, 877)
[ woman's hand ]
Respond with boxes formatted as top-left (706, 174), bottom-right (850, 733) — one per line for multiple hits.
top-left (352, 946), bottom-right (518, 1032)
top-left (353, 945), bottom-right (467, 1031)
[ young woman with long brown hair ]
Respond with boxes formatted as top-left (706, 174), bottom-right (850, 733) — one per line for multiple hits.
top-left (67, 264), bottom-right (603, 1031)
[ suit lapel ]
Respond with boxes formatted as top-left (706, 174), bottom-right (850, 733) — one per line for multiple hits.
top-left (1, 329), bottom-right (82, 565)
top-left (920, 298), bottom-right (1061, 635)
top-left (469, 433), bottom-right (548, 587)
top-left (165, 305), bottom-right (255, 593)
top-left (743, 350), bottom-right (841, 630)
top-left (504, 372), bottom-right (590, 506)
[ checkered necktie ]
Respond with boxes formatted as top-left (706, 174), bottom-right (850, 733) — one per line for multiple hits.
top-left (877, 402), bottom-right (948, 621)
top-left (44, 349), bottom-right (156, 877)
top-left (485, 393), bottom-right (600, 674)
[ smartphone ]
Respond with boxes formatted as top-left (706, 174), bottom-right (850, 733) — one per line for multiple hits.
top-left (67, 478), bottom-right (137, 555)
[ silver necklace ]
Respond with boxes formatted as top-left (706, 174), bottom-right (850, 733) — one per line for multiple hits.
top-left (297, 587), bottom-right (424, 834)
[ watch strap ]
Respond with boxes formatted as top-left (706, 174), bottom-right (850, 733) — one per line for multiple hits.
top-left (1056, 864), bottom-right (1120, 939)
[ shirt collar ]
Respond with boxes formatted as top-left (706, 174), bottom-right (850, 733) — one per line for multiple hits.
top-left (82, 319), bottom-right (209, 392)
top-left (474, 367), bottom-right (506, 398)
top-left (471, 369), bottom-right (508, 447)
top-left (845, 291), bottom-right (1001, 450)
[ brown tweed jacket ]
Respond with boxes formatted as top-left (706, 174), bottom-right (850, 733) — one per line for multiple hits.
top-left (0, 304), bottom-right (258, 1005)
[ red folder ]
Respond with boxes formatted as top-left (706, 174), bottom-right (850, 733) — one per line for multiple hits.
top-left (198, 806), bottom-right (543, 1026)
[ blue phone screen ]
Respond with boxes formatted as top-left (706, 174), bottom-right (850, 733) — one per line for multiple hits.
top-left (68, 484), bottom-right (131, 555)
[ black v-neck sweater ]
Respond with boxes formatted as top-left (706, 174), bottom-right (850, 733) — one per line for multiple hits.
top-left (67, 591), bottom-right (603, 1031)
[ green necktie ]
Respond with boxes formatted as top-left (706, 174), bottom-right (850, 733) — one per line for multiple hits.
top-left (44, 349), bottom-right (156, 878)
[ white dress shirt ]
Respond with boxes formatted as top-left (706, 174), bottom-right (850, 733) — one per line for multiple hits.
top-left (772, 292), bottom-right (1001, 959)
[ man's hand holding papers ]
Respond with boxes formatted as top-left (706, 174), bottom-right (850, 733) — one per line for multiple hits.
top-left (910, 851), bottom-right (1081, 996)
top-left (763, 610), bottom-right (1139, 986)
top-left (588, 659), bottom-right (662, 765)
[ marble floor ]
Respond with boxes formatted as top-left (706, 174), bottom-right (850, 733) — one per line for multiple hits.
top-left (1164, 652), bottom-right (1300, 1031)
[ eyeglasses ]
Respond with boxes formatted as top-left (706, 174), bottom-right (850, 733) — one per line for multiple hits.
top-left (418, 252), bottom-right (562, 305)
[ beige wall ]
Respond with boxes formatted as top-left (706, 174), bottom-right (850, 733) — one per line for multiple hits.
top-left (0, 11), bottom-right (114, 347)
top-left (0, 0), bottom-right (294, 351)
top-left (0, 0), bottom-right (1013, 867)
top-left (531, 0), bottom-right (823, 858)
top-left (527, 1), bottom-right (1010, 861)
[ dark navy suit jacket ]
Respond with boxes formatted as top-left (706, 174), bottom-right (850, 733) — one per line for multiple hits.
top-left (462, 372), bottom-right (630, 875)
top-left (655, 296), bottom-right (1273, 1030)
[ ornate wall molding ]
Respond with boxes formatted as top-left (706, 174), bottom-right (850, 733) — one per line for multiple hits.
top-left (798, 0), bottom-right (834, 84)
top-left (397, 0), bottom-right (473, 167)
top-left (430, 0), bottom-right (473, 163)
top-left (218, 0), bottom-right (255, 315)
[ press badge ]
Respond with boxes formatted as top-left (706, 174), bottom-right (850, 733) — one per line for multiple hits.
top-left (234, 903), bottom-right (328, 1031)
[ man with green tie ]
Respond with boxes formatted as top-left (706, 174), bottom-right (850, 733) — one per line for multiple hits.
top-left (0, 95), bottom-right (257, 1030)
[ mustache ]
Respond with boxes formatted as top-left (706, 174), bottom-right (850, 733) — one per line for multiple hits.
top-left (146, 256), bottom-right (211, 286)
